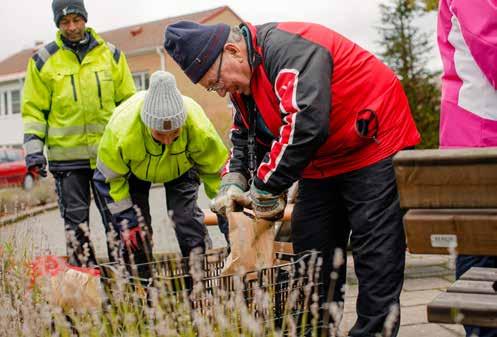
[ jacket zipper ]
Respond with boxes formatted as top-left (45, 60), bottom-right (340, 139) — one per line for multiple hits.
top-left (95, 72), bottom-right (103, 109)
top-left (145, 156), bottom-right (152, 180)
top-left (70, 75), bottom-right (78, 101)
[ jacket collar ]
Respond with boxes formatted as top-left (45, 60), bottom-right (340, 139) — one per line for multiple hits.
top-left (55, 27), bottom-right (103, 62)
top-left (239, 22), bottom-right (262, 71)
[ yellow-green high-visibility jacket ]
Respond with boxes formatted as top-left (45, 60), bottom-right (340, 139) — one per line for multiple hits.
top-left (95, 91), bottom-right (228, 215)
top-left (22, 28), bottom-right (136, 169)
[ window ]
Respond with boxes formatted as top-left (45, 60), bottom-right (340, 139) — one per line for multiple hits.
top-left (1, 92), bottom-right (6, 116)
top-left (132, 72), bottom-right (150, 90)
top-left (0, 89), bottom-right (22, 116)
top-left (11, 90), bottom-right (20, 114)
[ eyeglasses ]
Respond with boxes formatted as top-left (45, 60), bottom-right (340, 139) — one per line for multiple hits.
top-left (207, 51), bottom-right (224, 92)
top-left (355, 109), bottom-right (380, 144)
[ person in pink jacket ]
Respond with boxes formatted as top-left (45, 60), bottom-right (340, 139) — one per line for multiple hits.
top-left (438, 1), bottom-right (497, 336)
top-left (438, 0), bottom-right (497, 147)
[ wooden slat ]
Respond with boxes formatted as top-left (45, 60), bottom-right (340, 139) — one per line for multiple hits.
top-left (460, 267), bottom-right (497, 282)
top-left (428, 292), bottom-right (497, 327)
top-left (448, 280), bottom-right (497, 295)
top-left (273, 241), bottom-right (293, 255)
top-left (203, 205), bottom-right (294, 226)
top-left (403, 209), bottom-right (497, 255)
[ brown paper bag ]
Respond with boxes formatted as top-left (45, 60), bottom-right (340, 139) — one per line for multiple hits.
top-left (221, 211), bottom-right (275, 276)
top-left (31, 256), bottom-right (103, 312)
top-left (49, 268), bottom-right (103, 312)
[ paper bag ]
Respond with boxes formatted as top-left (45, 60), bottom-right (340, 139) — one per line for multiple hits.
top-left (221, 212), bottom-right (274, 276)
top-left (30, 256), bottom-right (103, 312)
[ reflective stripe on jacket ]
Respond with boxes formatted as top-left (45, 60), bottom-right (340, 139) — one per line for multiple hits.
top-left (95, 91), bottom-right (228, 212)
top-left (22, 28), bottom-right (136, 168)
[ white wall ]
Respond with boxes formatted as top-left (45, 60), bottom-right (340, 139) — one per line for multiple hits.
top-left (0, 79), bottom-right (24, 146)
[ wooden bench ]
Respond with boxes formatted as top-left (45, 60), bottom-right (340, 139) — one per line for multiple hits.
top-left (427, 267), bottom-right (497, 327)
top-left (393, 148), bottom-right (497, 328)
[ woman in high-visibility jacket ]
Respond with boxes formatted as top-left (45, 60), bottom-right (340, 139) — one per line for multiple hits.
top-left (93, 71), bottom-right (228, 278)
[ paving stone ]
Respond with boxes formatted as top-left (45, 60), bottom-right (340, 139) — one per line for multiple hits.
top-left (337, 307), bottom-right (463, 337)
top-left (344, 284), bottom-right (358, 298)
top-left (400, 323), bottom-right (462, 337)
top-left (403, 277), bottom-right (452, 291)
top-left (343, 296), bottom-right (356, 314)
top-left (405, 253), bottom-right (455, 268)
top-left (339, 310), bottom-right (357, 336)
top-left (344, 300), bottom-right (429, 323)
top-left (405, 265), bottom-right (453, 279)
top-left (443, 274), bottom-right (457, 283)
top-left (401, 305), bottom-right (428, 325)
top-left (400, 289), bottom-right (441, 307)
top-left (439, 323), bottom-right (466, 336)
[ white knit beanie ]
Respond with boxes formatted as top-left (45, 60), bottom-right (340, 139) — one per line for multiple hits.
top-left (141, 71), bottom-right (186, 132)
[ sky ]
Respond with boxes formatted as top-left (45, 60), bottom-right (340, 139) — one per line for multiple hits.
top-left (0, 0), bottom-right (441, 69)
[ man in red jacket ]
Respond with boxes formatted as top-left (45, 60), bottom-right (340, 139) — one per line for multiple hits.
top-left (165, 21), bottom-right (420, 336)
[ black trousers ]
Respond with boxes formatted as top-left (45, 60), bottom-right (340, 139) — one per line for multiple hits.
top-left (54, 169), bottom-right (116, 267)
top-left (291, 157), bottom-right (405, 337)
top-left (127, 169), bottom-right (212, 258)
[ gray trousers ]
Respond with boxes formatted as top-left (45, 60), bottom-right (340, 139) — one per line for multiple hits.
top-left (128, 169), bottom-right (212, 257)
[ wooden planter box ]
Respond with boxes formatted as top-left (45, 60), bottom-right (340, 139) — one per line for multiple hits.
top-left (394, 148), bottom-right (497, 209)
top-left (403, 209), bottom-right (497, 255)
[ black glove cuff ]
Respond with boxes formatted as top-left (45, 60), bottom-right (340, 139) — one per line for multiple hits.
top-left (25, 153), bottom-right (46, 169)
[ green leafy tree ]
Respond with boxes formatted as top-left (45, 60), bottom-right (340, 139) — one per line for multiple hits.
top-left (377, 0), bottom-right (440, 148)
top-left (421, 0), bottom-right (439, 11)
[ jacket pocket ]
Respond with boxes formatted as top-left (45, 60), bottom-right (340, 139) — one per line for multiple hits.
top-left (51, 70), bottom-right (79, 117)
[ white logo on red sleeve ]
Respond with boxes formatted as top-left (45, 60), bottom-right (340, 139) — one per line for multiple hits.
top-left (274, 69), bottom-right (300, 114)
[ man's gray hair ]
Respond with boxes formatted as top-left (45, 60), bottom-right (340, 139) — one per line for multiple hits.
top-left (227, 26), bottom-right (243, 44)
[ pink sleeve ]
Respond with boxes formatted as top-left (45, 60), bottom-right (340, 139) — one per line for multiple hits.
top-left (450, 0), bottom-right (497, 89)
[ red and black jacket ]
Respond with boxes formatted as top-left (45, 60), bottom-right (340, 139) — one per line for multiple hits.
top-left (225, 22), bottom-right (420, 194)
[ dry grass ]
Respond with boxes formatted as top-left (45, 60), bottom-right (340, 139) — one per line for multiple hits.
top-left (0, 177), bottom-right (56, 217)
top-left (0, 232), bottom-right (403, 337)
top-left (0, 238), bottom-right (327, 337)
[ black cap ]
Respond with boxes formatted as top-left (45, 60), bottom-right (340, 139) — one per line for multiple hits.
top-left (164, 21), bottom-right (230, 84)
top-left (52, 0), bottom-right (88, 27)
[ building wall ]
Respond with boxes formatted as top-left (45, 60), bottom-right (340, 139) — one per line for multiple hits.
top-left (127, 52), bottom-right (162, 75)
top-left (125, 10), bottom-right (242, 145)
top-left (0, 79), bottom-right (24, 146)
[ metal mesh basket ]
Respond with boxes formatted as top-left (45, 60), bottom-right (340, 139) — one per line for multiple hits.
top-left (99, 249), bottom-right (321, 330)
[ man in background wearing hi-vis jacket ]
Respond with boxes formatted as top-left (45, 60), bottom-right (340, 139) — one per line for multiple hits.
top-left (93, 71), bottom-right (228, 279)
top-left (21, 0), bottom-right (135, 267)
top-left (165, 21), bottom-right (420, 336)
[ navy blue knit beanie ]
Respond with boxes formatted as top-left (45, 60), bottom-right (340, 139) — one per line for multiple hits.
top-left (164, 21), bottom-right (230, 84)
top-left (52, 0), bottom-right (88, 27)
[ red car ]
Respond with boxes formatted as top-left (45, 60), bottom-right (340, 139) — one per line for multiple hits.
top-left (0, 148), bottom-right (40, 190)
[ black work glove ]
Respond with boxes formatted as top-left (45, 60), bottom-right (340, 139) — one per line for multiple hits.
top-left (26, 153), bottom-right (47, 177)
